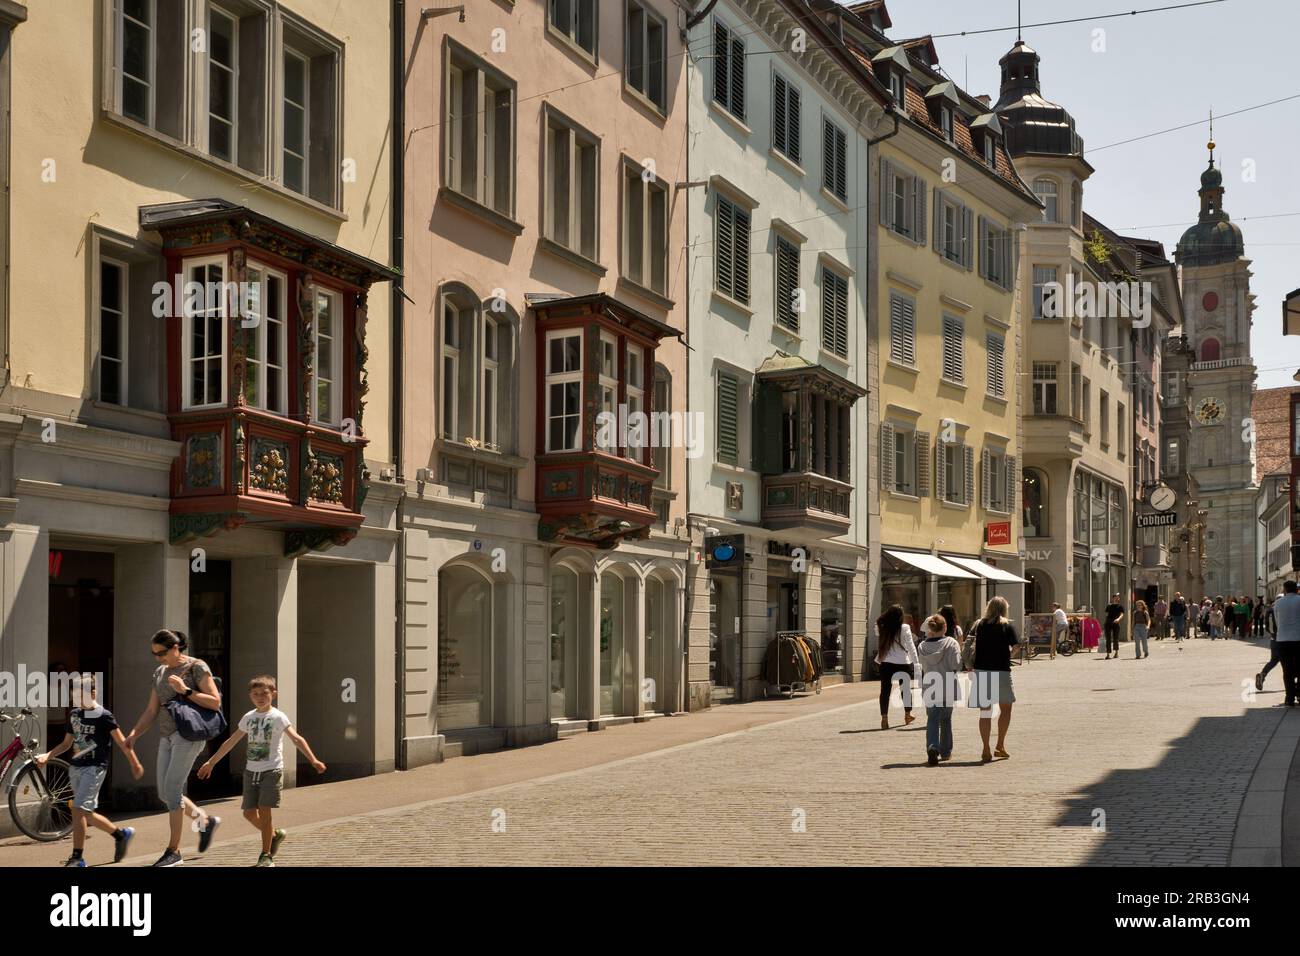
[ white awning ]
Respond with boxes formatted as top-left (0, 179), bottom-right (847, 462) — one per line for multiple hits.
top-left (942, 555), bottom-right (1030, 584)
top-left (883, 549), bottom-right (980, 579)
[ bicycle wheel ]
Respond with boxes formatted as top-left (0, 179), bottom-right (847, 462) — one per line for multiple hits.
top-left (1059, 641), bottom-right (1076, 657)
top-left (9, 758), bottom-right (74, 842)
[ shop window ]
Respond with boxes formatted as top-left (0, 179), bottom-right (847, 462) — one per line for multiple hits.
top-left (438, 564), bottom-right (495, 731)
top-left (820, 573), bottom-right (847, 674)
top-left (544, 107), bottom-right (599, 262)
top-left (1023, 468), bottom-right (1048, 537)
top-left (550, 566), bottom-right (581, 720)
top-left (625, 0), bottom-right (666, 110)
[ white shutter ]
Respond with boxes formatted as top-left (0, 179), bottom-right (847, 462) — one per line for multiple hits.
top-left (915, 431), bottom-right (931, 497)
top-left (963, 445), bottom-right (975, 506)
top-left (880, 422), bottom-right (895, 492)
top-left (934, 439), bottom-right (947, 501)
top-left (913, 177), bottom-right (927, 245)
top-left (981, 447), bottom-right (992, 510)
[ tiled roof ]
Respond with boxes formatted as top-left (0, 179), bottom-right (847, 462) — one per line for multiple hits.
top-left (900, 80), bottom-right (1025, 191)
top-left (1252, 386), bottom-right (1298, 481)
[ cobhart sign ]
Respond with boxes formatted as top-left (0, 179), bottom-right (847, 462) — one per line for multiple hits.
top-left (1136, 511), bottom-right (1178, 529)
top-left (985, 522), bottom-right (1011, 546)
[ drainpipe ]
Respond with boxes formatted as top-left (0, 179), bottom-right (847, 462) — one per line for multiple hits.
top-left (678, 6), bottom-right (693, 715)
top-left (391, 0), bottom-right (407, 769)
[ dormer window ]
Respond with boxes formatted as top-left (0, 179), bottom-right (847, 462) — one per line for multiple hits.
top-left (982, 133), bottom-right (995, 166)
top-left (939, 105), bottom-right (953, 141)
top-left (889, 71), bottom-right (905, 105)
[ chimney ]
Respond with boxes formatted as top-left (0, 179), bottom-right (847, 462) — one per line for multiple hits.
top-left (975, 94), bottom-right (991, 108)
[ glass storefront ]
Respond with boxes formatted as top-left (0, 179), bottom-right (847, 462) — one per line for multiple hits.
top-left (709, 572), bottom-right (740, 703)
top-left (438, 565), bottom-right (494, 731)
top-left (549, 567), bottom-right (580, 720)
top-left (645, 576), bottom-right (669, 713)
top-left (938, 578), bottom-right (980, 634)
top-left (820, 573), bottom-right (847, 674)
top-left (599, 573), bottom-right (626, 716)
top-left (881, 572), bottom-right (924, 634)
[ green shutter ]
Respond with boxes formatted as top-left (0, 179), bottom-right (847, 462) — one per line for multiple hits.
top-left (753, 379), bottom-right (784, 474)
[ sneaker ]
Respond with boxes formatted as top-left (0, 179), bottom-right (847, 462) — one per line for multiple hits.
top-left (255, 853), bottom-right (275, 867)
top-left (62, 855), bottom-right (87, 867)
top-left (927, 747), bottom-right (939, 767)
top-left (152, 850), bottom-right (183, 868)
top-left (113, 826), bottom-right (135, 864)
top-left (1255, 673), bottom-right (1265, 692)
top-left (270, 828), bottom-right (287, 858)
top-left (197, 815), bottom-right (221, 853)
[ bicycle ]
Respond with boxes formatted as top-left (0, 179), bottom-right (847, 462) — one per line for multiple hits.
top-left (1, 708), bottom-right (74, 841)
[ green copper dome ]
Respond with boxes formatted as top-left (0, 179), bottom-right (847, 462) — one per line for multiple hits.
top-left (1176, 159), bottom-right (1243, 267)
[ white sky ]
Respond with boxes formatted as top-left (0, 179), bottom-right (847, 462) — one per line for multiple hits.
top-left (854, 0), bottom-right (1300, 387)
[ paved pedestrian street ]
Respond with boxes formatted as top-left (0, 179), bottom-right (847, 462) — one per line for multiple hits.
top-left (167, 637), bottom-right (1289, 867)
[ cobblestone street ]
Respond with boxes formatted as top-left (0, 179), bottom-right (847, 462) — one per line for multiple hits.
top-left (170, 636), bottom-right (1288, 867)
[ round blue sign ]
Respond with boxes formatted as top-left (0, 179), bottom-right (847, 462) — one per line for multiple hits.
top-left (713, 543), bottom-right (736, 562)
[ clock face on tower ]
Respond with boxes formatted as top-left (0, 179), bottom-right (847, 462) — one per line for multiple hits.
top-left (1203, 291), bottom-right (1219, 311)
top-left (1194, 397), bottom-right (1226, 425)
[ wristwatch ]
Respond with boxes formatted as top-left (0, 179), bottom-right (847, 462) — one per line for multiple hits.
top-left (181, 687), bottom-right (194, 698)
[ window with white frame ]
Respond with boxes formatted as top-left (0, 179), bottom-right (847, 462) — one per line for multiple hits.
top-left (625, 0), bottom-right (666, 110)
top-left (114, 0), bottom-right (186, 138)
top-left (986, 332), bottom-right (1006, 398)
top-left (279, 24), bottom-right (339, 204)
top-left (482, 315), bottom-right (500, 448)
top-left (550, 0), bottom-right (597, 57)
top-left (546, 332), bottom-right (583, 452)
top-left (774, 234), bottom-right (800, 333)
top-left (939, 104), bottom-right (953, 141)
top-left (281, 47), bottom-right (309, 192)
top-left (1099, 392), bottom-right (1109, 450)
top-left (545, 108), bottom-right (599, 261)
top-left (183, 256), bottom-right (227, 409)
top-left (888, 71), bottom-right (904, 105)
top-left (598, 332), bottom-right (619, 450)
top-left (626, 344), bottom-right (645, 462)
top-left (1070, 180), bottom-right (1082, 228)
top-left (652, 364), bottom-right (670, 488)
top-left (1032, 362), bottom-right (1057, 415)
top-left (447, 43), bottom-right (515, 217)
top-left (714, 192), bottom-right (751, 303)
top-left (1033, 265), bottom-right (1058, 319)
top-left (880, 157), bottom-right (925, 243)
top-left (888, 291), bottom-right (916, 366)
top-left (441, 297), bottom-right (467, 439)
top-left (822, 117), bottom-right (847, 202)
top-left (935, 190), bottom-right (971, 266)
top-left (1033, 177), bottom-right (1059, 222)
top-left (772, 73), bottom-right (801, 165)
top-left (99, 257), bottom-right (128, 406)
top-left (938, 440), bottom-right (972, 505)
top-left (821, 265), bottom-right (849, 358)
top-left (1164, 438), bottom-right (1180, 474)
top-left (440, 288), bottom-right (517, 451)
top-left (623, 160), bottom-right (668, 294)
top-left (312, 288), bottom-right (342, 424)
top-left (979, 217), bottom-right (1013, 289)
top-left (207, 5), bottom-right (238, 163)
top-left (240, 264), bottom-right (287, 415)
top-left (712, 18), bottom-right (745, 122)
top-left (880, 422), bottom-right (924, 497)
top-left (982, 446), bottom-right (1011, 513)
top-left (941, 314), bottom-right (964, 383)
top-left (982, 132), bottom-right (995, 166)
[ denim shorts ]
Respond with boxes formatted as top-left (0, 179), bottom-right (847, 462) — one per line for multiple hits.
top-left (156, 734), bottom-right (206, 811)
top-left (69, 765), bottom-right (107, 811)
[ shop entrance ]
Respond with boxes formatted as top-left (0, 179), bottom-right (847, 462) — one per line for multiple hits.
top-left (188, 559), bottom-right (236, 800)
top-left (708, 570), bottom-right (740, 704)
top-left (47, 549), bottom-right (114, 790)
top-left (766, 566), bottom-right (799, 637)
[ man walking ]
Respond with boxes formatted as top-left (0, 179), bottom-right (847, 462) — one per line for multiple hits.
top-left (1103, 594), bottom-right (1125, 660)
top-left (1170, 592), bottom-right (1187, 643)
top-left (1052, 602), bottom-right (1069, 656)
top-left (1272, 580), bottom-right (1300, 707)
top-left (1153, 595), bottom-right (1168, 641)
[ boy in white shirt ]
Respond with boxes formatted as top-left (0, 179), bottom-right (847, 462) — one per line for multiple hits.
top-left (198, 675), bottom-right (325, 867)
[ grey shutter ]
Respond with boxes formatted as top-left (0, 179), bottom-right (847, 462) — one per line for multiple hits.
top-left (880, 157), bottom-right (894, 227)
top-left (713, 21), bottom-right (729, 109)
top-left (717, 371), bottom-right (739, 465)
top-left (915, 431), bottom-right (931, 497)
top-left (715, 196), bottom-right (734, 298)
top-left (730, 34), bottom-right (745, 120)
top-left (981, 447), bottom-right (992, 510)
top-left (934, 439), bottom-right (947, 501)
top-left (754, 380), bottom-right (783, 473)
top-left (963, 445), bottom-right (975, 506)
top-left (822, 119), bottom-right (834, 195)
top-left (942, 317), bottom-right (963, 381)
top-left (879, 423), bottom-right (895, 492)
top-left (773, 74), bottom-right (788, 157)
top-left (833, 124), bottom-right (847, 200)
top-left (888, 294), bottom-right (904, 363)
top-left (823, 270), bottom-right (848, 357)
top-left (1006, 455), bottom-right (1018, 514)
top-left (733, 203), bottom-right (751, 303)
top-left (788, 85), bottom-right (801, 165)
top-left (775, 236), bottom-right (799, 332)
top-left (932, 189), bottom-right (942, 253)
top-left (962, 206), bottom-right (974, 270)
top-left (978, 216), bottom-right (989, 280)
top-left (914, 177), bottom-right (927, 245)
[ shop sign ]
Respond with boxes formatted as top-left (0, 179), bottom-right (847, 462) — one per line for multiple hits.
top-left (1023, 548), bottom-right (1053, 562)
top-left (705, 535), bottom-right (745, 568)
top-left (985, 522), bottom-right (1012, 546)
top-left (766, 540), bottom-right (807, 558)
top-left (1136, 511), bottom-right (1178, 529)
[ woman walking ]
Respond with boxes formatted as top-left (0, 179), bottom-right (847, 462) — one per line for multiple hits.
top-left (1132, 600), bottom-right (1151, 659)
top-left (938, 605), bottom-right (964, 646)
top-left (917, 614), bottom-right (962, 765)
top-left (874, 605), bottom-right (918, 730)
top-left (125, 629), bottom-right (223, 867)
top-left (967, 596), bottom-right (1019, 763)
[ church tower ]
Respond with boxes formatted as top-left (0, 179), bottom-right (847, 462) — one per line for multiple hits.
top-left (1174, 128), bottom-right (1258, 598)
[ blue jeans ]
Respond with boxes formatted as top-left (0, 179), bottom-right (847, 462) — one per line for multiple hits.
top-left (925, 705), bottom-right (953, 758)
top-left (1134, 625), bottom-right (1149, 657)
top-left (156, 734), bottom-right (206, 811)
top-left (1172, 615), bottom-right (1186, 638)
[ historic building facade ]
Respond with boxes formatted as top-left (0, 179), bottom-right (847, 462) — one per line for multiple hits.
top-left (684, 0), bottom-right (888, 704)
top-left (0, 0), bottom-right (399, 815)
top-left (1173, 143), bottom-right (1258, 600)
top-left (397, 0), bottom-right (691, 761)
top-left (998, 40), bottom-right (1133, 620)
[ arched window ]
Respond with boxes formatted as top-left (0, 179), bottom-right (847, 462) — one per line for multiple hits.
top-left (437, 564), bottom-right (495, 731)
top-left (1023, 467), bottom-right (1048, 537)
top-left (1025, 570), bottom-right (1053, 614)
top-left (438, 285), bottom-right (518, 454)
top-left (1033, 178), bottom-right (1059, 223)
top-left (1200, 337), bottom-right (1220, 362)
